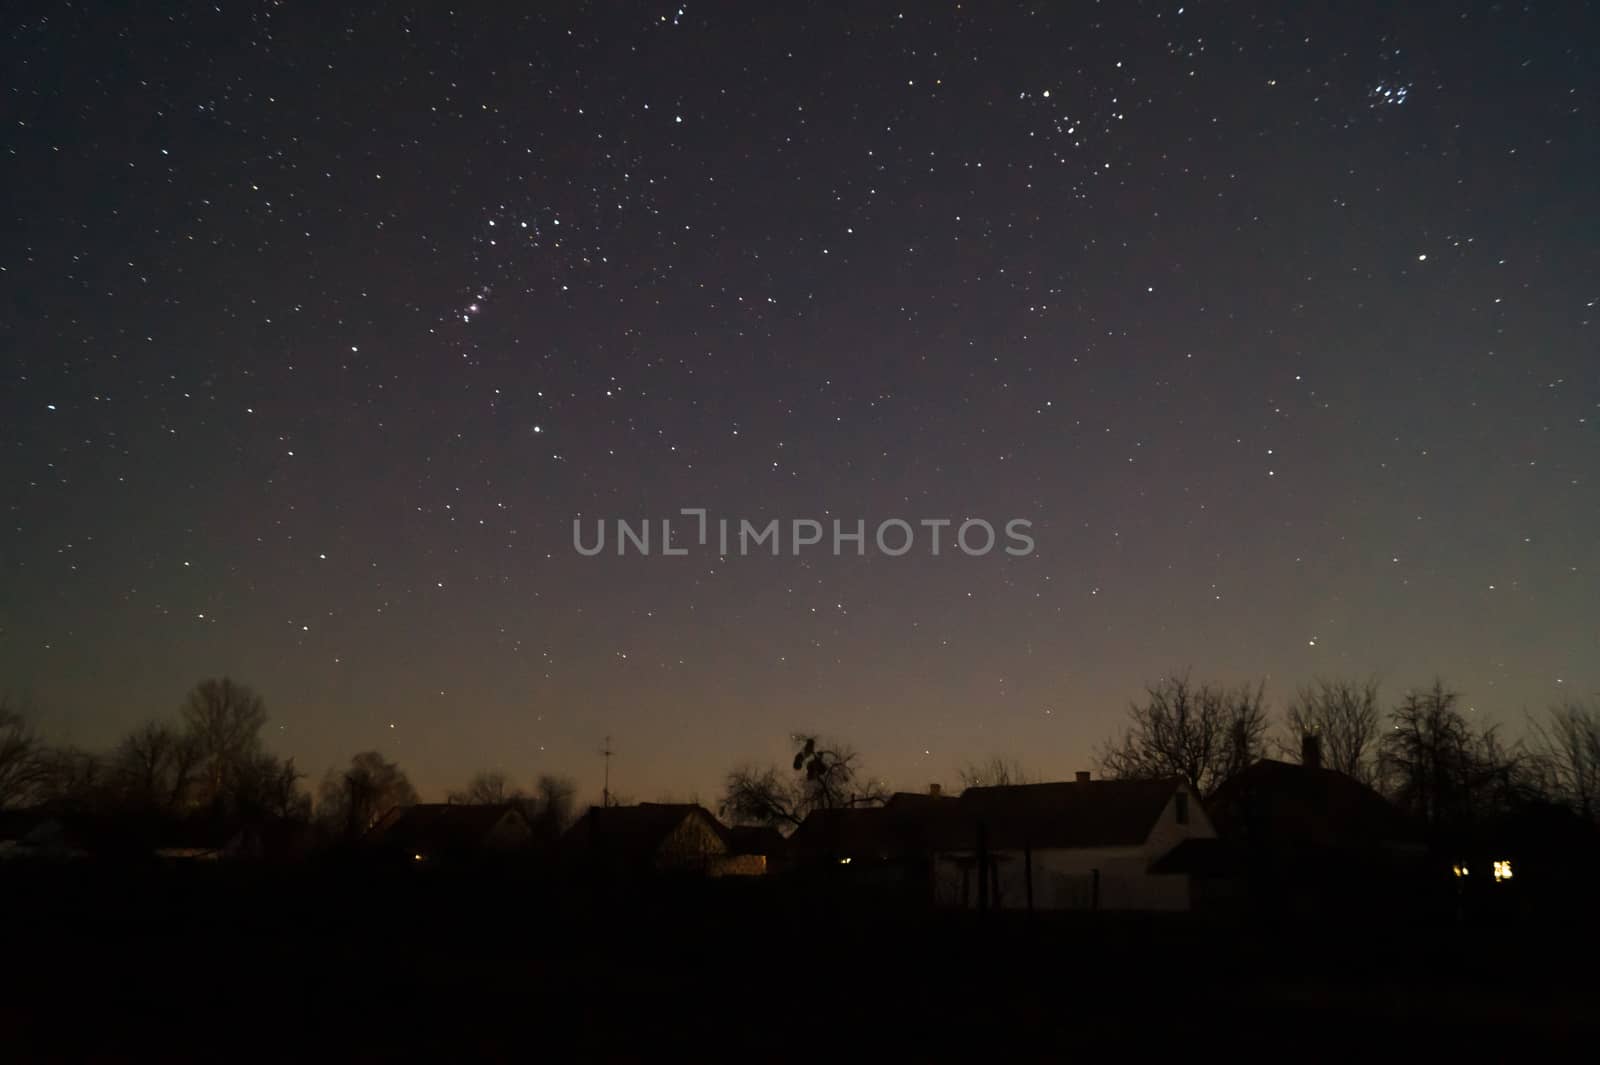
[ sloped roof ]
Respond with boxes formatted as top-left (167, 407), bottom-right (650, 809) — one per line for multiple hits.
top-left (723, 824), bottom-right (785, 856)
top-left (1206, 759), bottom-right (1419, 849)
top-left (563, 803), bottom-right (726, 864)
top-left (368, 803), bottom-right (525, 851)
top-left (884, 791), bottom-right (955, 810)
top-left (787, 804), bottom-right (938, 862)
top-left (788, 778), bottom-right (1184, 860)
top-left (937, 779), bottom-right (1183, 851)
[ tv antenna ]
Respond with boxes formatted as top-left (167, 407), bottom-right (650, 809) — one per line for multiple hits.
top-left (600, 734), bottom-right (614, 807)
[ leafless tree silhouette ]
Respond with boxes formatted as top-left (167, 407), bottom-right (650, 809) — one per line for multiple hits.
top-left (111, 721), bottom-right (202, 811)
top-left (233, 752), bottom-right (310, 821)
top-left (1096, 673), bottom-right (1270, 797)
top-left (180, 677), bottom-right (268, 806)
top-left (1379, 679), bottom-right (1528, 836)
top-left (720, 734), bottom-right (890, 829)
top-left (533, 774), bottom-right (577, 838)
top-left (957, 757), bottom-right (1032, 790)
top-left (1285, 677), bottom-right (1381, 784)
top-left (317, 750), bottom-right (418, 841)
top-left (0, 699), bottom-right (46, 809)
top-left (1528, 698), bottom-right (1600, 821)
top-left (449, 769), bottom-right (522, 805)
top-left (33, 746), bottom-right (109, 808)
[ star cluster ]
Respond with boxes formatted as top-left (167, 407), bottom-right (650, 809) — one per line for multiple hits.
top-left (2, 2), bottom-right (1596, 801)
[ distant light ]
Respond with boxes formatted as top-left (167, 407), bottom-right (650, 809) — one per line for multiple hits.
top-left (413, 853), bottom-right (424, 862)
top-left (1452, 863), bottom-right (1469, 878)
top-left (839, 857), bottom-right (852, 865)
top-left (1493, 859), bottom-right (1513, 882)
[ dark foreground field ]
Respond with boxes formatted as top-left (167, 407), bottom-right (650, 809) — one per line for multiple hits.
top-left (3, 862), bottom-right (1595, 1062)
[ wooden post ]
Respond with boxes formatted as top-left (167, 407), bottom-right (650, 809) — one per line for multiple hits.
top-left (976, 822), bottom-right (989, 913)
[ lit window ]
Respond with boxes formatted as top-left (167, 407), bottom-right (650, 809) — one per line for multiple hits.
top-left (1493, 860), bottom-right (1513, 882)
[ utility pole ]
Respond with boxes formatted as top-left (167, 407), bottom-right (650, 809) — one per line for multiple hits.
top-left (601, 734), bottom-right (614, 807)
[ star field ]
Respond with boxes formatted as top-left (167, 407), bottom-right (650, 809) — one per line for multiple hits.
top-left (2, 2), bottom-right (1596, 803)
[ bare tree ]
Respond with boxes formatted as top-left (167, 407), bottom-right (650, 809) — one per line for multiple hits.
top-left (33, 746), bottom-right (109, 809)
top-left (233, 753), bottom-right (310, 821)
top-left (0, 699), bottom-right (45, 809)
top-left (720, 764), bottom-right (798, 827)
top-left (1096, 673), bottom-right (1270, 797)
top-left (111, 721), bottom-right (202, 811)
top-left (449, 769), bottom-right (523, 805)
top-left (317, 751), bottom-right (418, 841)
top-left (720, 734), bottom-right (890, 830)
top-left (957, 757), bottom-right (1032, 790)
top-left (1529, 699), bottom-right (1600, 820)
top-left (532, 774), bottom-right (577, 839)
top-left (1285, 677), bottom-right (1381, 784)
top-left (1379, 679), bottom-right (1526, 837)
top-left (180, 677), bottom-right (268, 806)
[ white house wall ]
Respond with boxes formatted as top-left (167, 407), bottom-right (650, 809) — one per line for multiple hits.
top-left (932, 783), bottom-right (1214, 912)
top-left (1142, 785), bottom-right (1217, 855)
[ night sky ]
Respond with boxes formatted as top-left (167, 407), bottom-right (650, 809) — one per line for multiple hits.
top-left (4, 2), bottom-right (1596, 806)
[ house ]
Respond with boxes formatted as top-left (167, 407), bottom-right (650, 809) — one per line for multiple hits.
top-left (367, 803), bottom-right (534, 864)
top-left (0, 810), bottom-right (93, 861)
top-left (784, 775), bottom-right (1212, 911)
top-left (223, 818), bottom-right (314, 862)
top-left (562, 803), bottom-right (730, 875)
top-left (930, 773), bottom-right (1213, 911)
top-left (787, 801), bottom-right (944, 868)
top-left (1188, 737), bottom-right (1429, 917)
top-left (1206, 739), bottom-right (1422, 856)
top-left (717, 824), bottom-right (785, 876)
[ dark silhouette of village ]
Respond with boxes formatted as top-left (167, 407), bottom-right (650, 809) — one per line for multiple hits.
top-left (3, 675), bottom-right (1599, 1058)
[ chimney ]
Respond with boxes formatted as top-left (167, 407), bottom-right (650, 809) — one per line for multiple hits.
top-left (928, 783), bottom-right (942, 798)
top-left (1301, 733), bottom-right (1322, 771)
top-left (1075, 771), bottom-right (1091, 783)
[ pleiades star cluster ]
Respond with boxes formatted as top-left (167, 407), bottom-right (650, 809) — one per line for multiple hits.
top-left (2, 2), bottom-right (1595, 802)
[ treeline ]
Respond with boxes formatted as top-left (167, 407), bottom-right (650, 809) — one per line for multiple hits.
top-left (5, 672), bottom-right (1598, 854)
top-left (0, 679), bottom-right (577, 849)
top-left (1092, 673), bottom-right (1600, 830)
top-left (0, 680), bottom-right (305, 830)
top-left (712, 674), bottom-right (1600, 855)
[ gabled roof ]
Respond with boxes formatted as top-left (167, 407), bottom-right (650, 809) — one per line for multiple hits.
top-left (723, 824), bottom-right (785, 856)
top-left (563, 803), bottom-right (727, 864)
top-left (1206, 759), bottom-right (1419, 849)
top-left (787, 777), bottom-right (1186, 861)
top-left (787, 804), bottom-right (938, 862)
top-left (938, 779), bottom-right (1184, 851)
top-left (368, 803), bottom-right (527, 852)
top-left (884, 791), bottom-right (956, 811)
